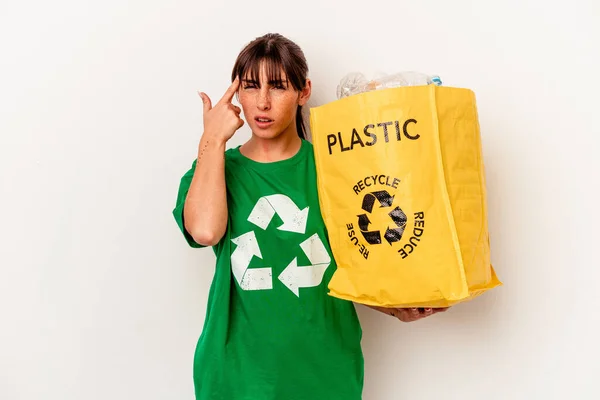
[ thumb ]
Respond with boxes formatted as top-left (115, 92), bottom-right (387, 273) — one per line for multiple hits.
top-left (198, 91), bottom-right (212, 114)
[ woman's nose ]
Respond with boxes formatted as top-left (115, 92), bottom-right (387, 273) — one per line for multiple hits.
top-left (257, 88), bottom-right (271, 110)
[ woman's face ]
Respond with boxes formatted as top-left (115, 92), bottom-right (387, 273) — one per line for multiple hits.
top-left (238, 62), bottom-right (310, 140)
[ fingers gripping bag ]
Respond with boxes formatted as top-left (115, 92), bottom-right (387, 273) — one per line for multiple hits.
top-left (309, 76), bottom-right (502, 308)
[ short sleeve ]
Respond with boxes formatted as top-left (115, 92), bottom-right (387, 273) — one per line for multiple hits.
top-left (172, 159), bottom-right (206, 248)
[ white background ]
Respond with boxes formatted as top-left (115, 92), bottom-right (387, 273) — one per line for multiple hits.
top-left (1, 1), bottom-right (599, 399)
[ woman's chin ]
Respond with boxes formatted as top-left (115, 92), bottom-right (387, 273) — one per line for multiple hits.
top-left (251, 127), bottom-right (286, 140)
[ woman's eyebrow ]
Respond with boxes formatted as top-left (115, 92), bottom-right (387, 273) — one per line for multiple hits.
top-left (241, 78), bottom-right (288, 86)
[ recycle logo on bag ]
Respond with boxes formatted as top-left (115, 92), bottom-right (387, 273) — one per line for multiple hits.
top-left (358, 190), bottom-right (407, 245)
top-left (346, 174), bottom-right (426, 261)
top-left (229, 194), bottom-right (330, 297)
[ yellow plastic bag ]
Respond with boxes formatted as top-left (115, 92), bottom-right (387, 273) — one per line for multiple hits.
top-left (309, 85), bottom-right (501, 308)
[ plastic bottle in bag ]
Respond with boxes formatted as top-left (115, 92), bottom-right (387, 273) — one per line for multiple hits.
top-left (336, 71), bottom-right (442, 99)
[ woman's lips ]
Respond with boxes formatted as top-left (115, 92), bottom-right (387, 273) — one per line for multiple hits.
top-left (255, 117), bottom-right (274, 129)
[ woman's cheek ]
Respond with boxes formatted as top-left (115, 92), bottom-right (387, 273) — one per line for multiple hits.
top-left (237, 94), bottom-right (250, 107)
top-left (275, 92), bottom-right (297, 109)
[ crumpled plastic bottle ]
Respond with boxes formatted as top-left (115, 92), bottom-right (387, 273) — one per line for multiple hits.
top-left (336, 71), bottom-right (442, 99)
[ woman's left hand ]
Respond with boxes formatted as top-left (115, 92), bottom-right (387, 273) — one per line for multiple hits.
top-left (367, 305), bottom-right (449, 322)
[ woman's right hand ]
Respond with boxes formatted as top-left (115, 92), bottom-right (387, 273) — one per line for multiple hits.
top-left (198, 76), bottom-right (244, 143)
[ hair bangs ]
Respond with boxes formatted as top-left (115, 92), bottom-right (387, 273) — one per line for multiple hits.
top-left (232, 40), bottom-right (304, 91)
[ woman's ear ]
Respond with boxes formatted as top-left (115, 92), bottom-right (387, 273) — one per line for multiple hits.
top-left (298, 78), bottom-right (312, 106)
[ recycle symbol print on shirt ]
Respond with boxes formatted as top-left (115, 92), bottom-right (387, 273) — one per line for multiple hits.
top-left (230, 194), bottom-right (331, 297)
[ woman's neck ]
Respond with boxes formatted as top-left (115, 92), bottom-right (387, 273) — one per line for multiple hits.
top-left (240, 130), bottom-right (302, 163)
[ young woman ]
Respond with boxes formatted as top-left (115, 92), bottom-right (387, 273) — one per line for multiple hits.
top-left (173, 33), bottom-right (445, 400)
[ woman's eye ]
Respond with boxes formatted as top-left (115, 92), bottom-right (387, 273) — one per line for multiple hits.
top-left (243, 84), bottom-right (257, 90)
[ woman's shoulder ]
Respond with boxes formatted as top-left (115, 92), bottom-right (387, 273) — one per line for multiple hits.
top-left (224, 144), bottom-right (243, 166)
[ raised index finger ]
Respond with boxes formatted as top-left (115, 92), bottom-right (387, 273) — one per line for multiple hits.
top-left (218, 76), bottom-right (240, 105)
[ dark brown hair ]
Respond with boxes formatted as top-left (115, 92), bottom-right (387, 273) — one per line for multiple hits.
top-left (231, 33), bottom-right (309, 139)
